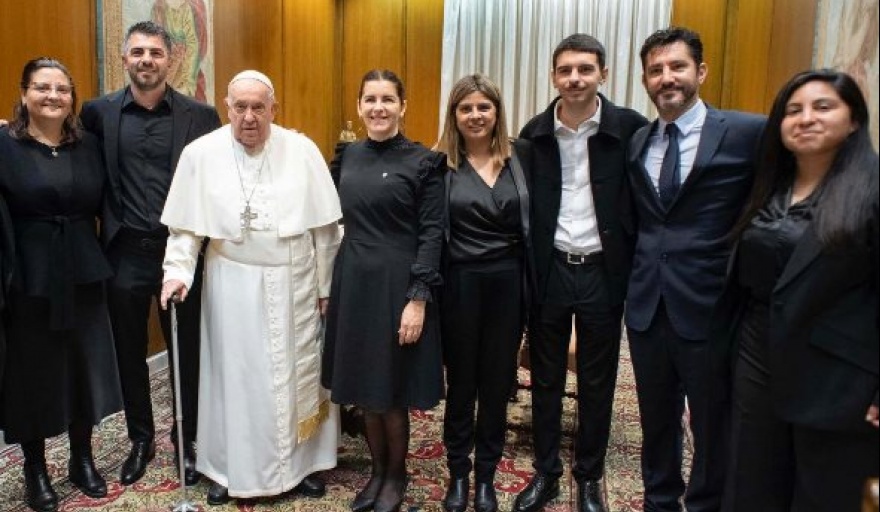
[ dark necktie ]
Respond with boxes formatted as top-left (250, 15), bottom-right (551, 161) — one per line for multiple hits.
top-left (658, 122), bottom-right (680, 208)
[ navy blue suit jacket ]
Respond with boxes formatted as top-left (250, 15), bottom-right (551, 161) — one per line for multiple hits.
top-left (626, 105), bottom-right (765, 340)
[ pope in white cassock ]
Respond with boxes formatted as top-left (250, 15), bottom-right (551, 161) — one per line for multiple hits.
top-left (159, 70), bottom-right (342, 505)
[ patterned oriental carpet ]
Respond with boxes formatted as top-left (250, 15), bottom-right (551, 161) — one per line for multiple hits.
top-left (0, 343), bottom-right (691, 511)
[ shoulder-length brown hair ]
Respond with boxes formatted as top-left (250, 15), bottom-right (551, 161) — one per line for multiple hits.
top-left (435, 74), bottom-right (510, 170)
top-left (7, 57), bottom-right (83, 144)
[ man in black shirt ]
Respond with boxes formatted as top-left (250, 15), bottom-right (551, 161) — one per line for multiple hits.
top-left (80, 20), bottom-right (221, 486)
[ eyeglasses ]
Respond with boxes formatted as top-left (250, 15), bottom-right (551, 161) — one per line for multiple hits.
top-left (231, 103), bottom-right (268, 116)
top-left (29, 83), bottom-right (74, 95)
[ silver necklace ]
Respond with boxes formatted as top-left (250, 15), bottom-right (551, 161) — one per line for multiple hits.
top-left (232, 136), bottom-right (269, 231)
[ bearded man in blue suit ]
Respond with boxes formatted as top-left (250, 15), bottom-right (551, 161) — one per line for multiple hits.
top-left (625, 27), bottom-right (766, 512)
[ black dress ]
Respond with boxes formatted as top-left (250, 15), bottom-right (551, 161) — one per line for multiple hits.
top-left (322, 134), bottom-right (445, 411)
top-left (0, 194), bottom-right (13, 396)
top-left (0, 128), bottom-right (122, 444)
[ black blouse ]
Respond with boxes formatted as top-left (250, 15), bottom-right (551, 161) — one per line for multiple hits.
top-left (447, 160), bottom-right (522, 263)
top-left (737, 189), bottom-right (813, 302)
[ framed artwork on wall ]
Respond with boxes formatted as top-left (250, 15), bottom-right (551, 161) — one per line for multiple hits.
top-left (98, 0), bottom-right (215, 104)
top-left (815, 0), bottom-right (879, 149)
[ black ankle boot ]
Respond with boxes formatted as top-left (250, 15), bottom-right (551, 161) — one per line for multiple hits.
top-left (442, 477), bottom-right (468, 512)
top-left (68, 452), bottom-right (108, 498)
top-left (474, 481), bottom-right (498, 512)
top-left (24, 464), bottom-right (59, 512)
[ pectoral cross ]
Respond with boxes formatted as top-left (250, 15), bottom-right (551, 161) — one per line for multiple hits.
top-left (240, 204), bottom-right (258, 230)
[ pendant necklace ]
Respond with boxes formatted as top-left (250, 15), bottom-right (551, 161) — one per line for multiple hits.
top-left (49, 145), bottom-right (59, 157)
top-left (232, 136), bottom-right (269, 231)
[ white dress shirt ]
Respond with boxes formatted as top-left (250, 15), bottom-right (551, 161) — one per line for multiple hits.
top-left (642, 100), bottom-right (708, 194)
top-left (553, 100), bottom-right (603, 255)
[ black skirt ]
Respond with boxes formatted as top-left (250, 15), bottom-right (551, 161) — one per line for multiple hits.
top-left (1, 282), bottom-right (122, 443)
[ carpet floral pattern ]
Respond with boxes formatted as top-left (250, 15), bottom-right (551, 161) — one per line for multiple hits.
top-left (0, 343), bottom-right (691, 511)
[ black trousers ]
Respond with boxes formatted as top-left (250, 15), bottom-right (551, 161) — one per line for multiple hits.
top-left (529, 253), bottom-right (621, 481)
top-left (724, 305), bottom-right (880, 512)
top-left (441, 258), bottom-right (523, 482)
top-left (627, 301), bottom-right (728, 512)
top-left (106, 229), bottom-right (202, 444)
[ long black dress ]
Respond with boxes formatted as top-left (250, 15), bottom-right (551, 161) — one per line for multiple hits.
top-left (0, 127), bottom-right (122, 444)
top-left (322, 134), bottom-right (445, 411)
top-left (0, 194), bottom-right (13, 396)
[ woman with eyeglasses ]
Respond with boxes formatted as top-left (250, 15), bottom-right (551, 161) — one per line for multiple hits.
top-left (0, 57), bottom-right (122, 512)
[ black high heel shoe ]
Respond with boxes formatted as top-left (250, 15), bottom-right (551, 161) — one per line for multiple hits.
top-left (351, 475), bottom-right (384, 512)
top-left (374, 477), bottom-right (408, 512)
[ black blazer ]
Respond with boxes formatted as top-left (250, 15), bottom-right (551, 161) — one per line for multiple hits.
top-left (519, 94), bottom-right (648, 307)
top-left (711, 199), bottom-right (879, 432)
top-left (79, 86), bottom-right (221, 247)
top-left (626, 106), bottom-right (765, 340)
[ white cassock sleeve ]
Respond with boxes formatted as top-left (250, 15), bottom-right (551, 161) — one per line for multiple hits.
top-left (311, 221), bottom-right (341, 298)
top-left (163, 228), bottom-right (204, 290)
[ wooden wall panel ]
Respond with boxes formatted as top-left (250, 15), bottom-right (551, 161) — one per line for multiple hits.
top-left (765, 0), bottom-right (817, 112)
top-left (404, 0), bottom-right (445, 147)
top-left (340, 0), bottom-right (406, 140)
top-left (672, 0), bottom-right (817, 114)
top-left (282, 0), bottom-right (340, 156)
top-left (212, 0), bottom-right (285, 123)
top-left (0, 0), bottom-right (97, 119)
top-left (722, 0), bottom-right (775, 113)
top-left (672, 0), bottom-right (728, 107)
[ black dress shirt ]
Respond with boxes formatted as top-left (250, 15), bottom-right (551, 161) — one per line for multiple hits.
top-left (447, 160), bottom-right (522, 263)
top-left (118, 89), bottom-right (174, 232)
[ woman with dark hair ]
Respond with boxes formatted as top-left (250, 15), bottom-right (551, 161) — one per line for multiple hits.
top-left (714, 69), bottom-right (879, 511)
top-left (433, 74), bottom-right (532, 512)
top-left (0, 57), bottom-right (122, 512)
top-left (322, 69), bottom-right (445, 512)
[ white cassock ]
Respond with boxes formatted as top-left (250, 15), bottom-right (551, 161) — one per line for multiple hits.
top-left (161, 124), bottom-right (342, 497)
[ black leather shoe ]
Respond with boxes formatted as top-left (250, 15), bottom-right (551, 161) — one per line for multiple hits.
top-left (174, 441), bottom-right (200, 486)
top-left (24, 464), bottom-right (59, 512)
top-left (207, 481), bottom-right (231, 506)
top-left (68, 454), bottom-right (108, 498)
top-left (295, 474), bottom-right (326, 498)
top-left (119, 440), bottom-right (155, 485)
top-left (576, 480), bottom-right (606, 512)
top-left (442, 477), bottom-right (469, 512)
top-left (474, 482), bottom-right (498, 512)
top-left (512, 474), bottom-right (559, 512)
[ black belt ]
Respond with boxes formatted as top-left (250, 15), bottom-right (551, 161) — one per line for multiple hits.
top-left (554, 248), bottom-right (603, 265)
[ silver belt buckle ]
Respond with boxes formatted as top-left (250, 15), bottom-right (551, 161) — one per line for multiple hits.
top-left (566, 252), bottom-right (586, 265)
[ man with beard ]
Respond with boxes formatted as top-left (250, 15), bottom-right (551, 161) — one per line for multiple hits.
top-left (80, 20), bottom-right (221, 486)
top-left (512, 34), bottom-right (648, 512)
top-left (624, 27), bottom-right (765, 512)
